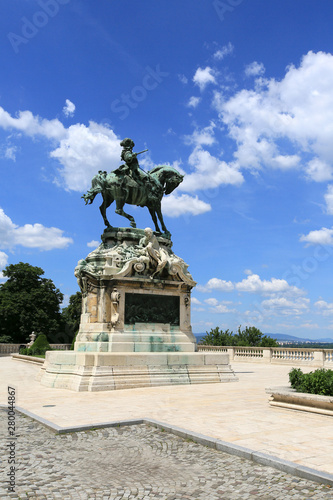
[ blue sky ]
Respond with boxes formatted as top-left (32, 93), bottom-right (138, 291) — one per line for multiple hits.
top-left (2, 1), bottom-right (333, 339)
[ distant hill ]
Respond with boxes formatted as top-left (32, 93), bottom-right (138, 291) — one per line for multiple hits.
top-left (266, 333), bottom-right (333, 343)
top-left (194, 333), bottom-right (333, 344)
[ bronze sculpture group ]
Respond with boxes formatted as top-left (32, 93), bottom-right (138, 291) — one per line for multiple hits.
top-left (82, 137), bottom-right (184, 238)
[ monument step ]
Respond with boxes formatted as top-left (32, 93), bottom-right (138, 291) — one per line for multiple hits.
top-left (75, 341), bottom-right (196, 353)
top-left (39, 351), bottom-right (238, 391)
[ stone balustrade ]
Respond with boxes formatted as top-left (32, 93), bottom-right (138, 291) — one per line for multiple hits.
top-left (0, 343), bottom-right (71, 356)
top-left (197, 345), bottom-right (333, 368)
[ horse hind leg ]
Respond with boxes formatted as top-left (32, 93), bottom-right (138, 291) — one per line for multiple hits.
top-left (115, 200), bottom-right (136, 228)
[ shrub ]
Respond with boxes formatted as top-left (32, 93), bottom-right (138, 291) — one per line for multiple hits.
top-left (289, 367), bottom-right (333, 396)
top-left (28, 334), bottom-right (52, 356)
top-left (289, 367), bottom-right (304, 391)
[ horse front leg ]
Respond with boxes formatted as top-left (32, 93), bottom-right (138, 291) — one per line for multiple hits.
top-left (99, 194), bottom-right (113, 227)
top-left (115, 200), bottom-right (136, 228)
top-left (148, 207), bottom-right (161, 234)
top-left (156, 205), bottom-right (170, 238)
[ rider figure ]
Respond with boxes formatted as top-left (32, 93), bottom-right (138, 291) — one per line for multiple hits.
top-left (117, 138), bottom-right (148, 184)
top-left (115, 138), bottom-right (161, 202)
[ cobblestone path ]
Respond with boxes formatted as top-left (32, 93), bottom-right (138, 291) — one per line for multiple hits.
top-left (0, 410), bottom-right (332, 499)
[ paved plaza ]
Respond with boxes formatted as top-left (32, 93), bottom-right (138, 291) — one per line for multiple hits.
top-left (1, 357), bottom-right (333, 498)
top-left (1, 409), bottom-right (333, 500)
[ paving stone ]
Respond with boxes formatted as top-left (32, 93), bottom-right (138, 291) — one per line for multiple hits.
top-left (0, 409), bottom-right (332, 499)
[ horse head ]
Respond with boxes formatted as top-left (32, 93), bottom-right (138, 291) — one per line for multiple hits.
top-left (149, 165), bottom-right (184, 195)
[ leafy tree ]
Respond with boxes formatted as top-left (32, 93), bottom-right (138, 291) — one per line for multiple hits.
top-left (61, 291), bottom-right (82, 341)
top-left (200, 327), bottom-right (236, 346)
top-left (0, 335), bottom-right (12, 343)
top-left (200, 325), bottom-right (278, 347)
top-left (260, 335), bottom-right (279, 347)
top-left (0, 263), bottom-right (64, 344)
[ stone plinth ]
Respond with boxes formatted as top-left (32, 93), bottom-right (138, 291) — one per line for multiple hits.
top-left (40, 227), bottom-right (237, 391)
top-left (39, 351), bottom-right (237, 391)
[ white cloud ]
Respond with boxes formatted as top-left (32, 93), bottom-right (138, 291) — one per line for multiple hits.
top-left (181, 147), bottom-right (243, 192)
top-left (305, 158), bottom-right (333, 182)
top-left (187, 96), bottom-right (201, 108)
top-left (0, 106), bottom-right (121, 192)
top-left (235, 274), bottom-right (303, 296)
top-left (197, 278), bottom-right (234, 293)
top-left (314, 300), bottom-right (333, 316)
top-left (244, 62), bottom-right (265, 77)
top-left (191, 297), bottom-right (202, 305)
top-left (61, 294), bottom-right (70, 308)
top-left (299, 322), bottom-right (320, 329)
top-left (87, 240), bottom-right (100, 248)
top-left (198, 273), bottom-right (304, 297)
top-left (178, 74), bottom-right (188, 84)
top-left (0, 106), bottom-right (65, 140)
top-left (184, 123), bottom-right (216, 147)
top-left (193, 66), bottom-right (217, 91)
top-left (204, 297), bottom-right (237, 313)
top-left (244, 269), bottom-right (253, 275)
top-left (300, 226), bottom-right (333, 246)
top-left (214, 51), bottom-right (333, 180)
top-left (204, 298), bottom-right (219, 306)
top-left (261, 297), bottom-right (310, 316)
top-left (162, 193), bottom-right (211, 217)
top-left (324, 185), bottom-right (333, 214)
top-left (0, 251), bottom-right (8, 281)
top-left (14, 224), bottom-right (73, 250)
top-left (63, 99), bottom-right (76, 118)
top-left (50, 122), bottom-right (121, 191)
top-left (213, 43), bottom-right (234, 60)
top-left (4, 146), bottom-right (17, 161)
top-left (0, 251), bottom-right (8, 268)
top-left (0, 208), bottom-right (73, 251)
top-left (210, 303), bottom-right (237, 314)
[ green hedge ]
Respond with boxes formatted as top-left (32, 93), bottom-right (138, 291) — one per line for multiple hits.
top-left (289, 367), bottom-right (333, 396)
top-left (19, 334), bottom-right (52, 356)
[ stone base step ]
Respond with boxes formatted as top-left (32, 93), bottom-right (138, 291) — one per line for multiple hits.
top-left (39, 351), bottom-right (238, 391)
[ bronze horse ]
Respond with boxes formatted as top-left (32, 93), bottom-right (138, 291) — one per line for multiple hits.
top-left (82, 165), bottom-right (184, 237)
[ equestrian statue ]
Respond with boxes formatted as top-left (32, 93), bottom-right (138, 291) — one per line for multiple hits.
top-left (82, 138), bottom-right (184, 238)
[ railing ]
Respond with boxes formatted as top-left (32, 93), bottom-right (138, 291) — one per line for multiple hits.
top-left (324, 350), bottom-right (333, 364)
top-left (234, 347), bottom-right (264, 359)
top-left (197, 345), bottom-right (333, 368)
top-left (0, 343), bottom-right (71, 356)
top-left (0, 344), bottom-right (21, 355)
top-left (197, 345), bottom-right (228, 353)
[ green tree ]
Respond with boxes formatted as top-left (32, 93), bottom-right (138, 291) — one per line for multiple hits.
top-left (61, 291), bottom-right (82, 340)
top-left (200, 325), bottom-right (278, 347)
top-left (200, 327), bottom-right (236, 346)
top-left (0, 262), bottom-right (64, 343)
top-left (260, 335), bottom-right (279, 347)
top-left (237, 326), bottom-right (267, 346)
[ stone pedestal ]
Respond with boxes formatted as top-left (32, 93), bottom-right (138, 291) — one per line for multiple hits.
top-left (40, 227), bottom-right (237, 391)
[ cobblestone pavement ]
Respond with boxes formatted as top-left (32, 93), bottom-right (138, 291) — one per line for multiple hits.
top-left (0, 410), bottom-right (332, 499)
